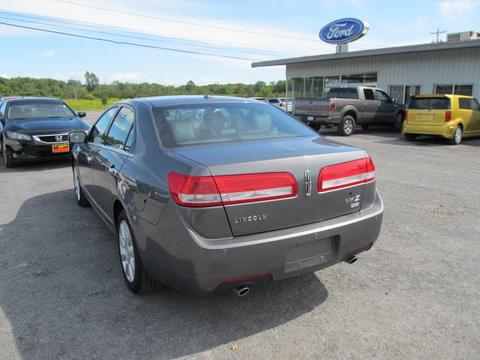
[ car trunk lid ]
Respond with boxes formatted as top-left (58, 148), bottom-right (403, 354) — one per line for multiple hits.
top-left (172, 137), bottom-right (373, 236)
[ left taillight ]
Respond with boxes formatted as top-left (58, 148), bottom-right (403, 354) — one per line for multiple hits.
top-left (318, 157), bottom-right (375, 192)
top-left (168, 172), bottom-right (298, 207)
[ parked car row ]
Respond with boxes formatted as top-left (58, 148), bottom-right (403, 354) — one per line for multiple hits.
top-left (292, 85), bottom-right (480, 144)
top-left (1, 95), bottom-right (383, 296)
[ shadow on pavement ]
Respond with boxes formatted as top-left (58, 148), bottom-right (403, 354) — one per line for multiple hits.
top-left (0, 157), bottom-right (71, 174)
top-left (0, 190), bottom-right (328, 360)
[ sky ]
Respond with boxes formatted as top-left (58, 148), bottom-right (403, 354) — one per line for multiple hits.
top-left (0, 0), bottom-right (479, 85)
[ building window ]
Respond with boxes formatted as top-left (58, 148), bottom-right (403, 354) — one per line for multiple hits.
top-left (405, 85), bottom-right (421, 105)
top-left (304, 77), bottom-right (323, 97)
top-left (292, 77), bottom-right (305, 98)
top-left (435, 84), bottom-right (473, 96)
top-left (389, 85), bottom-right (404, 104)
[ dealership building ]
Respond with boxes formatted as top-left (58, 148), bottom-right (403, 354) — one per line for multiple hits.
top-left (252, 31), bottom-right (480, 105)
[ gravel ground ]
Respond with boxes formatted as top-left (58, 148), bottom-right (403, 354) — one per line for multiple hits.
top-left (0, 123), bottom-right (479, 359)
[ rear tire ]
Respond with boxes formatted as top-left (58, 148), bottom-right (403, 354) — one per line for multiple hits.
top-left (338, 115), bottom-right (355, 136)
top-left (393, 113), bottom-right (404, 131)
top-left (449, 126), bottom-right (463, 145)
top-left (72, 164), bottom-right (90, 207)
top-left (117, 210), bottom-right (160, 295)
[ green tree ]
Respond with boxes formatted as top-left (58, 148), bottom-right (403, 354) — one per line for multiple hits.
top-left (84, 71), bottom-right (99, 92)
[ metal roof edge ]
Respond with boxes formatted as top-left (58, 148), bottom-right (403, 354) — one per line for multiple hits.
top-left (251, 39), bottom-right (480, 67)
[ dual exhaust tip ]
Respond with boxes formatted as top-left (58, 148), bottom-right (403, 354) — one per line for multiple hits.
top-left (232, 257), bottom-right (358, 296)
top-left (233, 285), bottom-right (251, 297)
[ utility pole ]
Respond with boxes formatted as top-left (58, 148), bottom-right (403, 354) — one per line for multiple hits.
top-left (431, 29), bottom-right (447, 43)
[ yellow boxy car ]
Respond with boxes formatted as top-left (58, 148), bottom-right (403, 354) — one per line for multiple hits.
top-left (403, 94), bottom-right (480, 145)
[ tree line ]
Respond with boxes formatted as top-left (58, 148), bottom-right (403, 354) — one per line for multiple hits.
top-left (0, 72), bottom-right (287, 104)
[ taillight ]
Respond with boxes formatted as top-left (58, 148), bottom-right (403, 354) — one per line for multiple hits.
top-left (168, 172), bottom-right (298, 207)
top-left (445, 111), bottom-right (452, 122)
top-left (404, 111), bottom-right (408, 124)
top-left (328, 102), bottom-right (336, 112)
top-left (318, 157), bottom-right (375, 192)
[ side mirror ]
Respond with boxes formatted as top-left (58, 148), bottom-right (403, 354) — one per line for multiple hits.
top-left (77, 112), bottom-right (87, 118)
top-left (69, 131), bottom-right (87, 144)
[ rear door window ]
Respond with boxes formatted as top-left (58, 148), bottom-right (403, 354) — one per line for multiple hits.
top-left (104, 107), bottom-right (135, 150)
top-left (363, 89), bottom-right (375, 100)
top-left (90, 107), bottom-right (118, 144)
top-left (408, 98), bottom-right (451, 110)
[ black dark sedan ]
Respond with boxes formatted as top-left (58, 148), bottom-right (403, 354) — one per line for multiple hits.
top-left (0, 97), bottom-right (90, 167)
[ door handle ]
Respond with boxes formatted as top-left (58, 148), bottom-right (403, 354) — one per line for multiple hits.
top-left (109, 165), bottom-right (119, 177)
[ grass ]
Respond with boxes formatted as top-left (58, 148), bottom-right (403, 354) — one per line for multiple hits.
top-left (65, 98), bottom-right (121, 112)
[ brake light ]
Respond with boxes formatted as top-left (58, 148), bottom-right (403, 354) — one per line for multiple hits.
top-left (168, 172), bottom-right (298, 207)
top-left (445, 111), bottom-right (452, 122)
top-left (318, 157), bottom-right (375, 192)
top-left (328, 102), bottom-right (336, 112)
top-left (404, 111), bottom-right (408, 124)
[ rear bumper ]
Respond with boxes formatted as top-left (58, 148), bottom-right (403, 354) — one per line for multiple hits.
top-left (294, 113), bottom-right (342, 125)
top-left (140, 190), bottom-right (384, 294)
top-left (403, 123), bottom-right (455, 138)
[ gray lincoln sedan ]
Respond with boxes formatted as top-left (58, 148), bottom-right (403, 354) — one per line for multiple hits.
top-left (69, 96), bottom-right (383, 296)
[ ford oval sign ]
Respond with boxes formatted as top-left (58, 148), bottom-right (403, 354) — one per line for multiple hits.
top-left (319, 18), bottom-right (369, 44)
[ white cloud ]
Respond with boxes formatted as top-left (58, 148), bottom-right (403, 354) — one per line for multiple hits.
top-left (0, 73), bottom-right (9, 78)
top-left (34, 49), bottom-right (55, 58)
top-left (109, 72), bottom-right (145, 83)
top-left (439, 0), bottom-right (480, 17)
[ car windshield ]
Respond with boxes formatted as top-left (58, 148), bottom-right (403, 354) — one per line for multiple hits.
top-left (153, 102), bottom-right (316, 147)
top-left (7, 102), bottom-right (75, 120)
top-left (408, 97), bottom-right (451, 110)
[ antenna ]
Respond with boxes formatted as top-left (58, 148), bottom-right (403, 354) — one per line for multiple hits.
top-left (431, 29), bottom-right (447, 43)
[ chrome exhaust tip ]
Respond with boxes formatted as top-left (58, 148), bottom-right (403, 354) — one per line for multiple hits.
top-left (345, 255), bottom-right (358, 264)
top-left (233, 285), bottom-right (251, 297)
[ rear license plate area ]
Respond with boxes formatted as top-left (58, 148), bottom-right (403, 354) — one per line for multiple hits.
top-left (284, 237), bottom-right (335, 273)
top-left (52, 143), bottom-right (70, 153)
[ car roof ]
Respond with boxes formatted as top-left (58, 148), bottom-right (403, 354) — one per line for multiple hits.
top-left (122, 95), bottom-right (264, 107)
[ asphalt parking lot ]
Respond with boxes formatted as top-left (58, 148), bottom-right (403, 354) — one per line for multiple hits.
top-left (1, 121), bottom-right (479, 359)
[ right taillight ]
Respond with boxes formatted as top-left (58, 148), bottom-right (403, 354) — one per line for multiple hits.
top-left (168, 172), bottom-right (298, 207)
top-left (445, 111), bottom-right (452, 122)
top-left (318, 157), bottom-right (376, 192)
top-left (328, 102), bottom-right (336, 112)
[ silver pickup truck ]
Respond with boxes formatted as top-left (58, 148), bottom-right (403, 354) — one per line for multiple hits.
top-left (294, 86), bottom-right (405, 136)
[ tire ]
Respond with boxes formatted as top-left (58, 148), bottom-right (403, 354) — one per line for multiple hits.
top-left (403, 133), bottom-right (417, 142)
top-left (117, 210), bottom-right (159, 294)
top-left (361, 124), bottom-right (369, 130)
top-left (72, 163), bottom-right (90, 207)
top-left (338, 115), bottom-right (355, 136)
top-left (393, 113), bottom-right (404, 131)
top-left (449, 126), bottom-right (463, 145)
top-left (2, 140), bottom-right (15, 168)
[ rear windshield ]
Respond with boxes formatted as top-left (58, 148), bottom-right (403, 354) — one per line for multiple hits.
top-left (153, 103), bottom-right (316, 147)
top-left (7, 102), bottom-right (75, 120)
top-left (408, 97), bottom-right (451, 110)
top-left (327, 88), bottom-right (358, 99)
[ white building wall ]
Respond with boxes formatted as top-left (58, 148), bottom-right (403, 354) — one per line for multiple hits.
top-left (286, 47), bottom-right (480, 97)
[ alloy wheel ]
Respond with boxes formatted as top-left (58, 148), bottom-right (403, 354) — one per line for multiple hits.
top-left (73, 166), bottom-right (81, 201)
top-left (344, 119), bottom-right (354, 135)
top-left (119, 220), bottom-right (136, 283)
